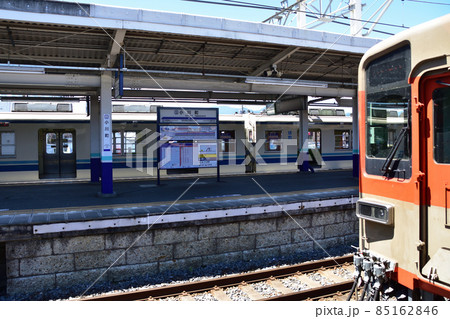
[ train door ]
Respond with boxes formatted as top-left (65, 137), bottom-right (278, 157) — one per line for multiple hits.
top-left (308, 129), bottom-right (321, 166)
top-left (421, 73), bottom-right (450, 288)
top-left (38, 129), bottom-right (76, 179)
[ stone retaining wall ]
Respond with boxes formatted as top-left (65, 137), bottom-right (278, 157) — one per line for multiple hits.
top-left (1, 204), bottom-right (358, 297)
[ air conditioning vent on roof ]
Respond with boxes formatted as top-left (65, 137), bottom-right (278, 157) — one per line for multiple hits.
top-left (12, 103), bottom-right (28, 112)
top-left (113, 105), bottom-right (125, 113)
top-left (13, 103), bottom-right (72, 112)
top-left (113, 104), bottom-right (152, 113)
top-left (56, 103), bottom-right (72, 112)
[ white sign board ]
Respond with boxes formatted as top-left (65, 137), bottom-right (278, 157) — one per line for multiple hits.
top-left (103, 114), bottom-right (112, 153)
top-left (159, 107), bottom-right (218, 124)
top-left (157, 107), bottom-right (218, 170)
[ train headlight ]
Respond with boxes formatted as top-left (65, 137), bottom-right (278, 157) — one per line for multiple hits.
top-left (356, 199), bottom-right (394, 225)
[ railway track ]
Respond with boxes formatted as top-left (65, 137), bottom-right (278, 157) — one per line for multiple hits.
top-left (81, 255), bottom-right (355, 301)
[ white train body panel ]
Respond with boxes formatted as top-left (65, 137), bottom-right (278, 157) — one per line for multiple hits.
top-left (0, 104), bottom-right (353, 180)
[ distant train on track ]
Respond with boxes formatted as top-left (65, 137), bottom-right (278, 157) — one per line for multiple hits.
top-left (0, 101), bottom-right (353, 180)
top-left (353, 14), bottom-right (450, 300)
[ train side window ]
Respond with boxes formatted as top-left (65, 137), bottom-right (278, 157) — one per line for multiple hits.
top-left (0, 132), bottom-right (15, 157)
top-left (433, 87), bottom-right (450, 163)
top-left (308, 129), bottom-right (321, 151)
top-left (113, 131), bottom-right (122, 155)
top-left (45, 133), bottom-right (57, 155)
top-left (62, 133), bottom-right (73, 154)
top-left (334, 130), bottom-right (350, 150)
top-left (113, 131), bottom-right (137, 155)
top-left (265, 130), bottom-right (282, 152)
top-left (124, 132), bottom-right (136, 154)
top-left (220, 130), bottom-right (236, 153)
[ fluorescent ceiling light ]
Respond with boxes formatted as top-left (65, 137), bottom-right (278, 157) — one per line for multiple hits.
top-left (0, 66), bottom-right (45, 74)
top-left (0, 97), bottom-right (80, 102)
top-left (245, 77), bottom-right (328, 88)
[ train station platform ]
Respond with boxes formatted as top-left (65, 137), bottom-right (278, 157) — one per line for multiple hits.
top-left (0, 170), bottom-right (357, 230)
top-left (0, 167), bottom-right (358, 252)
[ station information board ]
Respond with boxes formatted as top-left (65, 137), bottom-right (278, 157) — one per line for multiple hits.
top-left (157, 107), bottom-right (219, 171)
top-left (159, 142), bottom-right (218, 169)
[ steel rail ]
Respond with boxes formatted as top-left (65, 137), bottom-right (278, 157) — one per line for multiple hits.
top-left (81, 255), bottom-right (353, 301)
top-left (261, 280), bottom-right (354, 301)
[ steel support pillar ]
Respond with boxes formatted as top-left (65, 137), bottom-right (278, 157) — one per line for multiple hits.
top-left (89, 95), bottom-right (101, 182)
top-left (99, 72), bottom-right (115, 196)
top-left (298, 109), bottom-right (310, 172)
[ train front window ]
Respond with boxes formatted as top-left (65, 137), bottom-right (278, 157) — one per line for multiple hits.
top-left (433, 87), bottom-right (450, 163)
top-left (365, 45), bottom-right (411, 178)
top-left (366, 99), bottom-right (409, 159)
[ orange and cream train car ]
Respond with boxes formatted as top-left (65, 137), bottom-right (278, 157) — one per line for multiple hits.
top-left (353, 14), bottom-right (450, 300)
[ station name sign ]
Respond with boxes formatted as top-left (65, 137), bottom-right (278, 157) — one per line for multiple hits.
top-left (157, 107), bottom-right (219, 171)
top-left (159, 107), bottom-right (218, 124)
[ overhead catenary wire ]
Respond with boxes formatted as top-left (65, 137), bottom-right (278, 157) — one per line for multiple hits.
top-left (183, 0), bottom-right (398, 36)
top-left (222, 0), bottom-right (280, 10)
top-left (183, 0), bottom-right (279, 10)
top-left (183, 0), bottom-right (409, 33)
top-left (405, 0), bottom-right (450, 5)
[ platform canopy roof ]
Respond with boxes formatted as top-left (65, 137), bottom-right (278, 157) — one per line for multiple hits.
top-left (0, 0), bottom-right (380, 102)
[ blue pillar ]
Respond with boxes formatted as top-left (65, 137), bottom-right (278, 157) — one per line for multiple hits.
top-left (353, 152), bottom-right (359, 178)
top-left (90, 95), bottom-right (101, 182)
top-left (99, 72), bottom-right (115, 196)
top-left (352, 96), bottom-right (359, 178)
top-left (91, 157), bottom-right (101, 181)
top-left (101, 162), bottom-right (113, 194)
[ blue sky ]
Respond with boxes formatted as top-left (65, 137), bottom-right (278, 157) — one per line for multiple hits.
top-left (65, 0), bottom-right (450, 39)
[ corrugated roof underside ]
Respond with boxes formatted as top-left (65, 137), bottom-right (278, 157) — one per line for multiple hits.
top-left (0, 20), bottom-right (362, 83)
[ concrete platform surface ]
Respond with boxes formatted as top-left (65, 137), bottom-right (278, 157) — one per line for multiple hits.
top-left (0, 170), bottom-right (356, 212)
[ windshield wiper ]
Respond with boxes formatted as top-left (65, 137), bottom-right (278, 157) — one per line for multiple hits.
top-left (381, 126), bottom-right (409, 173)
